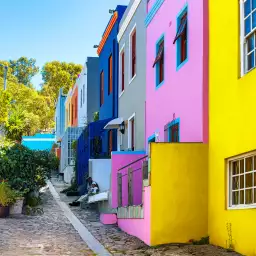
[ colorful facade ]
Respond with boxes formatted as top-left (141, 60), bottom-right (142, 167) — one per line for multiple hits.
top-left (145, 0), bottom-right (208, 146)
top-left (116, 0), bottom-right (147, 151)
top-left (71, 85), bottom-right (78, 127)
top-left (55, 88), bottom-right (66, 141)
top-left (208, 0), bottom-right (256, 255)
top-left (97, 5), bottom-right (127, 155)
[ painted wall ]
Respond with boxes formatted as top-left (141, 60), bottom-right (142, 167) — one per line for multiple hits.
top-left (111, 151), bottom-right (146, 208)
top-left (118, 186), bottom-right (151, 245)
top-left (87, 57), bottom-right (100, 123)
top-left (71, 86), bottom-right (78, 127)
top-left (145, 0), bottom-right (208, 146)
top-left (89, 159), bottom-right (111, 192)
top-left (77, 65), bottom-right (87, 127)
top-left (208, 0), bottom-right (256, 255)
top-left (65, 89), bottom-right (72, 129)
top-left (55, 88), bottom-right (66, 141)
top-left (22, 133), bottom-right (55, 151)
top-left (150, 143), bottom-right (208, 245)
top-left (118, 0), bottom-right (147, 151)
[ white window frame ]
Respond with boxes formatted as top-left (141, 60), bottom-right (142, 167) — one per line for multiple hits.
top-left (117, 131), bottom-right (123, 151)
top-left (240, 0), bottom-right (256, 76)
top-left (128, 113), bottom-right (135, 150)
top-left (129, 23), bottom-right (137, 84)
top-left (227, 151), bottom-right (256, 210)
top-left (119, 43), bottom-right (125, 98)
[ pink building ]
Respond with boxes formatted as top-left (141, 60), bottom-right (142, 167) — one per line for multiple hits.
top-left (145, 0), bottom-right (208, 146)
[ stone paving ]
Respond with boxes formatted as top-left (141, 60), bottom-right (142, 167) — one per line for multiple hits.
top-left (52, 178), bottom-right (242, 256)
top-left (0, 189), bottom-right (94, 256)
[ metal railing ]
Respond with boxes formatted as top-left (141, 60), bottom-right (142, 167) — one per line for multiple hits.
top-left (117, 155), bottom-right (148, 207)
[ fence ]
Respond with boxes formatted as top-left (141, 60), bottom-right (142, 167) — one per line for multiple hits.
top-left (117, 155), bottom-right (148, 207)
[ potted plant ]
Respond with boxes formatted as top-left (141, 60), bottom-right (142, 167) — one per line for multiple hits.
top-left (10, 190), bottom-right (28, 215)
top-left (0, 181), bottom-right (16, 218)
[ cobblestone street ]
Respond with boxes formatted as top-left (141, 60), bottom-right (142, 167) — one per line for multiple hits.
top-left (0, 180), bottom-right (243, 256)
top-left (0, 189), bottom-right (94, 256)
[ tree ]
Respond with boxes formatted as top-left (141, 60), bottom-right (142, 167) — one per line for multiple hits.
top-left (9, 57), bottom-right (39, 87)
top-left (0, 87), bottom-right (11, 125)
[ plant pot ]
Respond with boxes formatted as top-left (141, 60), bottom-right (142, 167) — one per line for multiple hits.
top-left (10, 197), bottom-right (24, 215)
top-left (0, 205), bottom-right (10, 218)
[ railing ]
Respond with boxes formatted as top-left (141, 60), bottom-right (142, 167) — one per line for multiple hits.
top-left (117, 155), bottom-right (148, 207)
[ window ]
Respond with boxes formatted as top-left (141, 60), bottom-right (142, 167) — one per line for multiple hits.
top-left (228, 152), bottom-right (256, 209)
top-left (121, 51), bottom-right (125, 92)
top-left (164, 120), bottom-right (180, 142)
top-left (83, 84), bottom-right (85, 104)
top-left (174, 8), bottom-right (188, 68)
top-left (100, 71), bottom-right (104, 106)
top-left (130, 27), bottom-right (136, 79)
top-left (75, 96), bottom-right (77, 119)
top-left (108, 54), bottom-right (113, 94)
top-left (108, 130), bottom-right (113, 155)
top-left (80, 89), bottom-right (82, 108)
top-left (153, 37), bottom-right (164, 86)
top-left (241, 0), bottom-right (256, 74)
top-left (128, 114), bottom-right (135, 151)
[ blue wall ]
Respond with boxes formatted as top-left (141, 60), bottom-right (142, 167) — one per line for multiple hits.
top-left (22, 133), bottom-right (55, 151)
top-left (98, 5), bottom-right (127, 154)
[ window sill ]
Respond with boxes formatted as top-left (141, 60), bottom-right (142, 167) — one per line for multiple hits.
top-left (129, 74), bottom-right (137, 85)
top-left (177, 58), bottom-right (188, 71)
top-left (155, 80), bottom-right (165, 90)
top-left (227, 204), bottom-right (256, 210)
top-left (119, 90), bottom-right (124, 98)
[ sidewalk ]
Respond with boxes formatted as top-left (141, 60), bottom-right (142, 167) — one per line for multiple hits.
top-left (50, 178), bottom-right (242, 256)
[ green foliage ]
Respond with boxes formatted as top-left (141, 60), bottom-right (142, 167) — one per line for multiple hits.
top-left (93, 112), bottom-right (99, 122)
top-left (26, 195), bottom-right (42, 207)
top-left (189, 236), bottom-right (209, 245)
top-left (0, 89), bottom-right (11, 125)
top-left (0, 144), bottom-right (59, 194)
top-left (0, 182), bottom-right (16, 206)
top-left (9, 57), bottom-right (39, 86)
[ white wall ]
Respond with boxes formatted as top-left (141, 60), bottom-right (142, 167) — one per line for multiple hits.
top-left (89, 159), bottom-right (112, 192)
top-left (64, 165), bottom-right (74, 184)
top-left (78, 63), bottom-right (88, 127)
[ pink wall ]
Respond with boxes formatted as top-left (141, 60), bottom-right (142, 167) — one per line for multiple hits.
top-left (145, 0), bottom-right (208, 145)
top-left (111, 151), bottom-right (146, 208)
top-left (118, 186), bottom-right (151, 245)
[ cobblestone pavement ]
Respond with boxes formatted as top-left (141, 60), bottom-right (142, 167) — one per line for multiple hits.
top-left (0, 189), bottom-right (94, 256)
top-left (52, 179), bottom-right (242, 256)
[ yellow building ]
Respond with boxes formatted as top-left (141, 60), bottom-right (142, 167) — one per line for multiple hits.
top-left (209, 0), bottom-right (256, 255)
top-left (65, 88), bottom-right (72, 129)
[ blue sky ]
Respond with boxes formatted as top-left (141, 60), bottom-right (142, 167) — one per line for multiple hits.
top-left (0, 0), bottom-right (129, 89)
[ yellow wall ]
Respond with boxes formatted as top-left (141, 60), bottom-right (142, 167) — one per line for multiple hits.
top-left (150, 143), bottom-right (208, 245)
top-left (209, 1), bottom-right (256, 255)
top-left (65, 95), bottom-right (71, 129)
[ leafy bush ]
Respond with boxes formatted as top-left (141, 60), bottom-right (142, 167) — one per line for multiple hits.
top-left (0, 182), bottom-right (16, 206)
top-left (0, 144), bottom-right (59, 194)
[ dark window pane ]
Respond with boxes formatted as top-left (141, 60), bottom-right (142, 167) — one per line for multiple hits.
top-left (232, 176), bottom-right (239, 190)
top-left (245, 0), bottom-right (251, 17)
top-left (246, 173), bottom-right (253, 188)
top-left (232, 161), bottom-right (239, 175)
top-left (240, 190), bottom-right (245, 204)
top-left (232, 191), bottom-right (239, 205)
top-left (248, 35), bottom-right (255, 52)
top-left (245, 189), bottom-right (253, 204)
top-left (240, 175), bottom-right (245, 189)
top-left (245, 16), bottom-right (251, 35)
top-left (248, 52), bottom-right (255, 70)
top-left (246, 157), bottom-right (253, 172)
top-left (240, 159), bottom-right (245, 173)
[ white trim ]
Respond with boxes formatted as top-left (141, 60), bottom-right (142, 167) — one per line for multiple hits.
top-left (129, 23), bottom-right (137, 83)
top-left (117, 0), bottom-right (142, 42)
top-left (117, 131), bottom-right (123, 151)
top-left (240, 0), bottom-right (245, 77)
top-left (128, 113), bottom-right (136, 150)
top-left (128, 73), bottom-right (137, 85)
top-left (22, 138), bottom-right (55, 142)
top-left (119, 43), bottom-right (125, 97)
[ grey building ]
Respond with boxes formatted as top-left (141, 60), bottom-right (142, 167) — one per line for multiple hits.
top-left (116, 0), bottom-right (147, 151)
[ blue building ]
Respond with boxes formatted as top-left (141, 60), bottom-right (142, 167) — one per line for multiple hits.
top-left (55, 88), bottom-right (66, 141)
top-left (22, 133), bottom-right (55, 151)
top-left (97, 5), bottom-right (127, 155)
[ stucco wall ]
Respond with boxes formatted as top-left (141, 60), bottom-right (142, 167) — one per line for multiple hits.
top-left (145, 0), bottom-right (208, 146)
top-left (55, 88), bottom-right (66, 141)
top-left (150, 143), bottom-right (208, 245)
top-left (118, 0), bottom-right (147, 151)
top-left (71, 86), bottom-right (78, 127)
top-left (89, 159), bottom-right (111, 192)
top-left (118, 186), bottom-right (151, 245)
top-left (111, 151), bottom-right (146, 208)
top-left (78, 65), bottom-right (87, 127)
top-left (208, 0), bottom-right (256, 255)
top-left (87, 57), bottom-right (100, 123)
